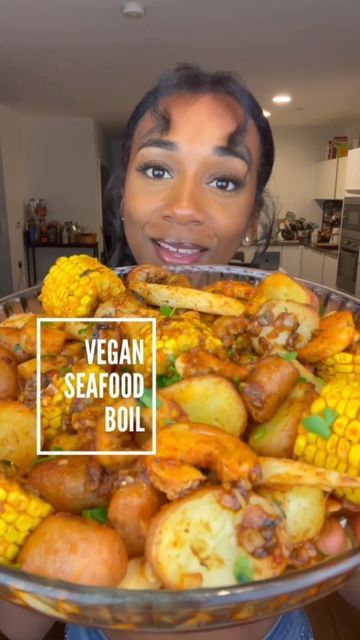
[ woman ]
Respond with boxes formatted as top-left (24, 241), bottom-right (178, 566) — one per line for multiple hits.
top-left (0, 64), bottom-right (359, 640)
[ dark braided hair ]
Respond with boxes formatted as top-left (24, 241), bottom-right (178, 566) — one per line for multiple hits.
top-left (105, 63), bottom-right (275, 266)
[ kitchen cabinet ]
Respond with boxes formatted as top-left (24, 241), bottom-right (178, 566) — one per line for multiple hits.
top-left (314, 159), bottom-right (337, 199)
top-left (281, 246), bottom-right (301, 278)
top-left (345, 148), bottom-right (360, 192)
top-left (335, 157), bottom-right (347, 199)
top-left (322, 254), bottom-right (338, 290)
top-left (300, 247), bottom-right (324, 284)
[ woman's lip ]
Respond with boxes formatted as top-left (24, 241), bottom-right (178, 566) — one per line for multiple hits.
top-left (152, 239), bottom-right (207, 265)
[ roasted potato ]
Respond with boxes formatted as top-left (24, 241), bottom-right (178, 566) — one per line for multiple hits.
top-left (0, 345), bottom-right (18, 399)
top-left (259, 486), bottom-right (326, 543)
top-left (250, 273), bottom-right (319, 312)
top-left (0, 313), bottom-right (34, 329)
top-left (248, 382), bottom-right (317, 457)
top-left (19, 514), bottom-right (128, 587)
top-left (160, 375), bottom-right (247, 437)
top-left (17, 355), bottom-right (68, 381)
top-left (28, 456), bottom-right (111, 513)
top-left (108, 481), bottom-right (163, 557)
top-left (0, 327), bottom-right (28, 362)
top-left (250, 300), bottom-right (320, 355)
top-left (20, 321), bottom-right (67, 356)
top-left (0, 400), bottom-right (37, 470)
top-left (118, 558), bottom-right (161, 589)
top-left (146, 487), bottom-right (291, 589)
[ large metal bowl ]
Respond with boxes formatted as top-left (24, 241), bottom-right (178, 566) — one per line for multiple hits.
top-left (0, 265), bottom-right (359, 632)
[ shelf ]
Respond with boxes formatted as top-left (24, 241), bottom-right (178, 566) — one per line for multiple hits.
top-left (26, 242), bottom-right (98, 248)
top-left (24, 241), bottom-right (99, 286)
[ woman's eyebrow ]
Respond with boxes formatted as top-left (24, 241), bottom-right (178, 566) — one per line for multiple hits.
top-left (214, 122), bottom-right (252, 167)
top-left (213, 143), bottom-right (251, 166)
top-left (136, 138), bottom-right (178, 153)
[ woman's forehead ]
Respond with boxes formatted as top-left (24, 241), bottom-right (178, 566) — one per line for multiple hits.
top-left (131, 92), bottom-right (258, 149)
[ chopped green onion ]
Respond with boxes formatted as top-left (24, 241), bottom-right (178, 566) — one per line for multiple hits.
top-left (278, 351), bottom-right (297, 361)
top-left (297, 376), bottom-right (308, 384)
top-left (302, 415), bottom-right (331, 439)
top-left (273, 499), bottom-right (287, 519)
top-left (233, 556), bottom-right (254, 584)
top-left (163, 419), bottom-right (175, 426)
top-left (13, 343), bottom-right (21, 352)
top-left (157, 372), bottom-right (182, 388)
top-left (137, 388), bottom-right (162, 409)
top-left (319, 303), bottom-right (326, 317)
top-left (159, 305), bottom-right (176, 317)
top-left (82, 508), bottom-right (108, 524)
top-left (253, 426), bottom-right (267, 441)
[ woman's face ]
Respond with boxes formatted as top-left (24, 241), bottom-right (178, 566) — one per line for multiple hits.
top-left (122, 92), bottom-right (261, 265)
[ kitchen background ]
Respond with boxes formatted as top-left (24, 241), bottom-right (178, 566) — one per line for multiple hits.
top-left (1, 0), bottom-right (360, 297)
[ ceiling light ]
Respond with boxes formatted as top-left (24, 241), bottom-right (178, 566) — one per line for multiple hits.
top-left (263, 110), bottom-right (271, 118)
top-left (272, 94), bottom-right (292, 104)
top-left (122, 1), bottom-right (145, 18)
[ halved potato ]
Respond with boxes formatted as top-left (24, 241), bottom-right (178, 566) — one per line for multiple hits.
top-left (118, 558), bottom-right (161, 590)
top-left (18, 355), bottom-right (68, 381)
top-left (146, 487), bottom-right (290, 589)
top-left (0, 346), bottom-right (18, 399)
top-left (248, 382), bottom-right (317, 457)
top-left (160, 375), bottom-right (247, 437)
top-left (0, 400), bottom-right (37, 470)
top-left (0, 313), bottom-right (34, 329)
top-left (259, 486), bottom-right (326, 543)
top-left (250, 300), bottom-right (320, 355)
top-left (251, 273), bottom-right (319, 312)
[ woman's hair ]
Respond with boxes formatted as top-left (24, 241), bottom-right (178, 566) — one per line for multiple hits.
top-left (106, 63), bottom-right (275, 266)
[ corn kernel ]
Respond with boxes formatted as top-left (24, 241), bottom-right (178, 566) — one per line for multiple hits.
top-left (346, 400), bottom-right (360, 420)
top-left (348, 444), bottom-right (360, 470)
top-left (311, 398), bottom-right (327, 414)
top-left (304, 445), bottom-right (316, 464)
top-left (314, 450), bottom-right (326, 467)
top-left (325, 455), bottom-right (338, 470)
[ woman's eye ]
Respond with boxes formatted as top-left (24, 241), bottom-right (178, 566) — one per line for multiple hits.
top-left (208, 176), bottom-right (243, 192)
top-left (139, 164), bottom-right (171, 180)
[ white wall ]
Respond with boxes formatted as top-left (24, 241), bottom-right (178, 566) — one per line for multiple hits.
top-left (0, 105), bottom-right (27, 290)
top-left (269, 125), bottom-right (337, 227)
top-left (270, 122), bottom-right (360, 228)
top-left (23, 115), bottom-right (101, 233)
top-left (0, 109), bottom-right (105, 289)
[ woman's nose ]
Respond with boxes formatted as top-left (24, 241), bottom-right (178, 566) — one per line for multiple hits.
top-left (162, 178), bottom-right (206, 226)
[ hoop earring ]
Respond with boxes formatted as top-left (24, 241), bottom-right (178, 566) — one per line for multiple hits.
top-left (241, 235), bottom-right (253, 247)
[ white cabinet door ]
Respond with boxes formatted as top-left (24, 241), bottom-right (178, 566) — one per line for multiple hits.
top-left (300, 247), bottom-right (324, 284)
top-left (335, 157), bottom-right (347, 199)
top-left (314, 159), bottom-right (337, 199)
top-left (281, 246), bottom-right (301, 278)
top-left (345, 148), bottom-right (360, 192)
top-left (322, 254), bottom-right (338, 290)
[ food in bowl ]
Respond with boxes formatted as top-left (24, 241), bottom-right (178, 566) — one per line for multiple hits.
top-left (0, 256), bottom-right (359, 592)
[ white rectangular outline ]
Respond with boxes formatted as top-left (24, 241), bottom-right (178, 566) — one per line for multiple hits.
top-left (36, 317), bottom-right (157, 456)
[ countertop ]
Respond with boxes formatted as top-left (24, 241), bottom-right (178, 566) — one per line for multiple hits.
top-left (265, 240), bottom-right (339, 257)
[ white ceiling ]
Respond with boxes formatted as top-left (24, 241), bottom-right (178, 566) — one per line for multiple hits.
top-left (1, 0), bottom-right (360, 130)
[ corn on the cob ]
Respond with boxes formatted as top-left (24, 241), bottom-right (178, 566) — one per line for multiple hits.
top-left (0, 473), bottom-right (52, 565)
top-left (41, 362), bottom-right (105, 441)
top-left (40, 255), bottom-right (125, 318)
top-left (316, 351), bottom-right (360, 383)
top-left (294, 378), bottom-right (360, 504)
top-left (121, 315), bottom-right (224, 378)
